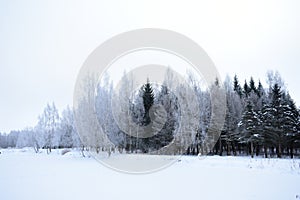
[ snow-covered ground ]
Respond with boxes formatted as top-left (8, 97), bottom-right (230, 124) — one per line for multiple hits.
top-left (1, 148), bottom-right (300, 200)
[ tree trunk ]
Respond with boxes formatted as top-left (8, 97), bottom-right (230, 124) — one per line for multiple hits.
top-left (250, 142), bottom-right (254, 158)
top-left (81, 145), bottom-right (85, 157)
top-left (33, 142), bottom-right (40, 153)
top-left (227, 143), bottom-right (231, 156)
top-left (232, 143), bottom-right (237, 156)
top-left (290, 143), bottom-right (294, 159)
top-left (219, 138), bottom-right (222, 156)
top-left (264, 146), bottom-right (268, 158)
top-left (277, 143), bottom-right (282, 158)
top-left (238, 144), bottom-right (241, 155)
top-left (271, 147), bottom-right (275, 157)
top-left (255, 144), bottom-right (259, 156)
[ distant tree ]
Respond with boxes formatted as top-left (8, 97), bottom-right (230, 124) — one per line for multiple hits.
top-left (0, 133), bottom-right (6, 148)
top-left (16, 128), bottom-right (34, 148)
top-left (5, 131), bottom-right (19, 148)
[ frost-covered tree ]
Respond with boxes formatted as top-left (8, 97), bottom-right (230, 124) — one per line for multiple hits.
top-left (1, 131), bottom-right (19, 148)
top-left (266, 70), bottom-right (285, 91)
top-left (95, 76), bottom-right (121, 153)
top-left (35, 102), bottom-right (60, 153)
top-left (221, 76), bottom-right (243, 156)
top-left (59, 106), bottom-right (80, 148)
top-left (16, 128), bottom-right (34, 148)
top-left (113, 71), bottom-right (136, 152)
top-left (75, 73), bottom-right (112, 154)
top-left (0, 133), bottom-right (6, 148)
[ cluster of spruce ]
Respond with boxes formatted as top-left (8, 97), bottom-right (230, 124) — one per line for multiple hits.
top-left (203, 75), bottom-right (300, 158)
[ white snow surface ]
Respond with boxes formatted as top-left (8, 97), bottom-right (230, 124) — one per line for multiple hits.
top-left (1, 148), bottom-right (300, 200)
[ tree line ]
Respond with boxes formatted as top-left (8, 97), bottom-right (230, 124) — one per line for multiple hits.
top-left (0, 70), bottom-right (299, 158)
top-left (0, 104), bottom-right (81, 153)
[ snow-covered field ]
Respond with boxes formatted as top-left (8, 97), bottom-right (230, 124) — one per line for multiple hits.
top-left (1, 149), bottom-right (300, 200)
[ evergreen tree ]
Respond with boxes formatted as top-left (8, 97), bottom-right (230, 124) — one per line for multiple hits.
top-left (219, 77), bottom-right (243, 156)
top-left (282, 93), bottom-right (299, 158)
top-left (262, 84), bottom-right (286, 158)
top-left (256, 80), bottom-right (264, 98)
top-left (134, 79), bottom-right (155, 152)
top-left (142, 79), bottom-right (154, 125)
top-left (152, 85), bottom-right (178, 151)
top-left (233, 75), bottom-right (243, 97)
top-left (249, 77), bottom-right (257, 93)
top-left (238, 101), bottom-right (261, 158)
top-left (243, 80), bottom-right (251, 97)
top-left (260, 101), bottom-right (272, 157)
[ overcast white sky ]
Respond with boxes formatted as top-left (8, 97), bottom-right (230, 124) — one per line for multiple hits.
top-left (1, 0), bottom-right (300, 133)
